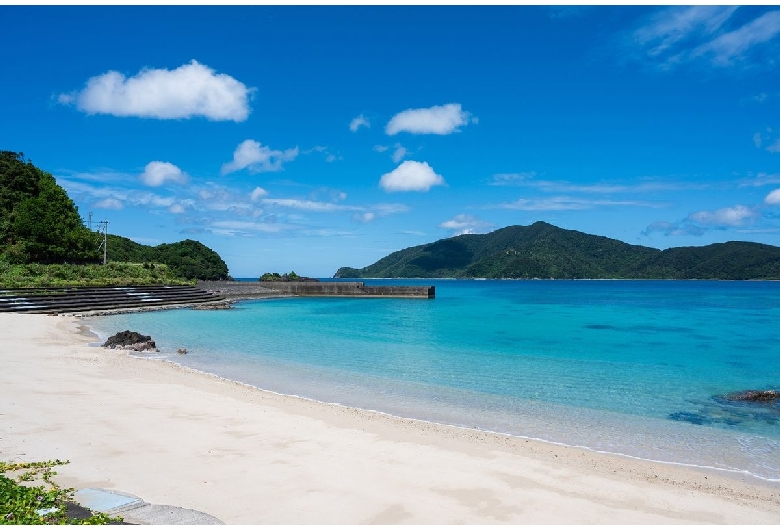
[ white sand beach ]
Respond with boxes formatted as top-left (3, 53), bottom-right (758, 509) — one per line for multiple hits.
top-left (1, 312), bottom-right (779, 524)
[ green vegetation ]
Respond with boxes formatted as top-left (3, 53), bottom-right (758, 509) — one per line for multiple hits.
top-left (258, 271), bottom-right (318, 282)
top-left (0, 151), bottom-right (230, 286)
top-left (105, 235), bottom-right (229, 281)
top-left (335, 221), bottom-right (780, 280)
top-left (0, 261), bottom-right (192, 288)
top-left (1, 151), bottom-right (97, 265)
top-left (0, 460), bottom-right (120, 524)
top-left (260, 271), bottom-right (299, 281)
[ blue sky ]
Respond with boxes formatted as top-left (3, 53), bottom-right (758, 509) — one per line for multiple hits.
top-left (2, 5), bottom-right (780, 277)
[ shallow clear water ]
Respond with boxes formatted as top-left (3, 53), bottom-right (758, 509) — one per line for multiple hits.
top-left (88, 280), bottom-right (780, 481)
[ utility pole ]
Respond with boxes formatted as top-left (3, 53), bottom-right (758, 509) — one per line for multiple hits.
top-left (96, 220), bottom-right (109, 265)
top-left (88, 212), bottom-right (93, 231)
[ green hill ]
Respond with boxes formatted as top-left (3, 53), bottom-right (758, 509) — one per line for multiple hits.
top-left (106, 235), bottom-right (229, 281)
top-left (335, 222), bottom-right (780, 280)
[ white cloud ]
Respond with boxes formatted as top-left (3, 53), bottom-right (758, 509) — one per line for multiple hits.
top-left (349, 113), bottom-right (370, 132)
top-left (373, 203), bottom-right (410, 215)
top-left (353, 212), bottom-right (376, 223)
top-left (211, 220), bottom-right (290, 234)
top-left (58, 60), bottom-right (252, 121)
top-left (168, 203), bottom-right (186, 214)
top-left (692, 10), bottom-right (780, 66)
top-left (93, 197), bottom-right (124, 210)
top-left (495, 197), bottom-right (660, 211)
top-left (439, 214), bottom-right (494, 235)
top-left (630, 7), bottom-right (780, 69)
top-left (633, 6), bottom-right (737, 58)
top-left (738, 172), bottom-right (780, 187)
top-left (250, 187), bottom-right (269, 201)
top-left (386, 103), bottom-right (474, 135)
top-left (391, 143), bottom-right (407, 163)
top-left (261, 198), bottom-right (361, 212)
top-left (687, 205), bottom-right (758, 226)
top-left (379, 161), bottom-right (445, 192)
top-left (373, 145), bottom-right (389, 153)
top-left (766, 139), bottom-right (780, 153)
top-left (765, 188), bottom-right (780, 204)
top-left (489, 172), bottom-right (537, 186)
top-left (221, 140), bottom-right (299, 175)
top-left (140, 161), bottom-right (188, 187)
top-left (754, 132), bottom-right (763, 148)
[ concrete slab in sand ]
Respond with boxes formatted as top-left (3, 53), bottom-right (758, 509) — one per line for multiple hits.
top-left (73, 488), bottom-right (223, 525)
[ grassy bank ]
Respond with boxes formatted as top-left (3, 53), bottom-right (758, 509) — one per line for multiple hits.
top-left (0, 261), bottom-right (193, 288)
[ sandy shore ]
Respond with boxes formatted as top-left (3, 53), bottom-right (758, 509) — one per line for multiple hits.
top-left (1, 313), bottom-right (778, 524)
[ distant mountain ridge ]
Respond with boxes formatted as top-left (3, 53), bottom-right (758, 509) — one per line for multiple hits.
top-left (334, 222), bottom-right (780, 280)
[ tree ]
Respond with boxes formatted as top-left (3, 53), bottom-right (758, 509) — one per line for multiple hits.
top-left (1, 151), bottom-right (98, 264)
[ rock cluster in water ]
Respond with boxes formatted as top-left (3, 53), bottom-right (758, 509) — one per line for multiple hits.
top-left (668, 389), bottom-right (780, 427)
top-left (193, 300), bottom-right (235, 310)
top-left (102, 330), bottom-right (158, 352)
top-left (721, 390), bottom-right (780, 403)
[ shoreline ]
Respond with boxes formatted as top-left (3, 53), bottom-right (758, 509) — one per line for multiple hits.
top-left (2, 313), bottom-right (779, 523)
top-left (95, 332), bottom-right (780, 489)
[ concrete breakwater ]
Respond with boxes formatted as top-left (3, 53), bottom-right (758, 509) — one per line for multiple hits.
top-left (197, 281), bottom-right (435, 299)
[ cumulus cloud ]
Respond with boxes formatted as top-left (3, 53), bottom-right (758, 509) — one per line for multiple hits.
top-left (140, 161), bottom-right (188, 187)
top-left (644, 204), bottom-right (761, 237)
top-left (687, 205), bottom-right (758, 226)
top-left (385, 103), bottom-right (475, 135)
top-left (221, 140), bottom-right (299, 175)
top-left (765, 188), bottom-right (780, 204)
top-left (379, 161), bottom-right (445, 192)
top-left (250, 187), bottom-right (269, 201)
top-left (93, 197), bottom-right (124, 210)
top-left (349, 113), bottom-right (370, 132)
top-left (58, 60), bottom-right (252, 121)
top-left (439, 214), bottom-right (494, 235)
top-left (168, 203), bottom-right (186, 214)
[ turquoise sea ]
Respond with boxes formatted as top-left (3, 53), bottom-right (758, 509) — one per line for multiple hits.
top-left (88, 280), bottom-right (780, 482)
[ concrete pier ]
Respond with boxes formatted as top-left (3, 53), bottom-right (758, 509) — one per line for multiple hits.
top-left (197, 281), bottom-right (435, 299)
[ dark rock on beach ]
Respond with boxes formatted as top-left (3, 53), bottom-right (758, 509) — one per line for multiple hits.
top-left (720, 390), bottom-right (780, 403)
top-left (102, 330), bottom-right (158, 352)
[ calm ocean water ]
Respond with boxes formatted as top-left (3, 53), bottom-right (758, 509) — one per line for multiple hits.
top-left (88, 280), bottom-right (780, 481)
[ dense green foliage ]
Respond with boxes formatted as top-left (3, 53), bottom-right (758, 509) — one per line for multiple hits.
top-left (0, 151), bottom-right (97, 264)
top-left (335, 222), bottom-right (780, 280)
top-left (0, 460), bottom-right (120, 524)
top-left (106, 235), bottom-right (229, 281)
top-left (0, 261), bottom-right (192, 288)
top-left (259, 271), bottom-right (311, 281)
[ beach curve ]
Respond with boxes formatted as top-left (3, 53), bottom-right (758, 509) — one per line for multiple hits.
top-left (1, 313), bottom-right (779, 524)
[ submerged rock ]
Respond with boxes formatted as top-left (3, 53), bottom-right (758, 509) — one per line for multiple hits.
top-left (721, 390), bottom-right (780, 403)
top-left (193, 300), bottom-right (235, 310)
top-left (102, 330), bottom-right (158, 352)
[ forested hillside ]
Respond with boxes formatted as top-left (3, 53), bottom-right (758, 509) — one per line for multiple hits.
top-left (335, 222), bottom-right (780, 280)
top-left (0, 151), bottom-right (97, 264)
top-left (106, 235), bottom-right (229, 280)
